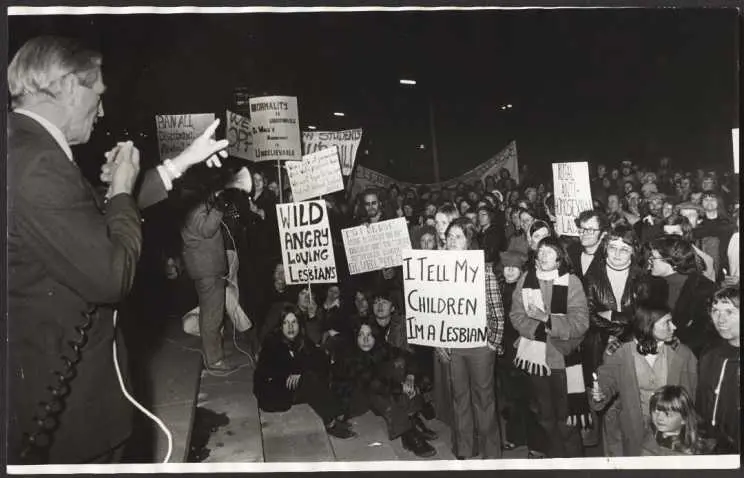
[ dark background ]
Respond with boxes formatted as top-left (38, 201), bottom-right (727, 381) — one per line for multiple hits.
top-left (7, 8), bottom-right (740, 184)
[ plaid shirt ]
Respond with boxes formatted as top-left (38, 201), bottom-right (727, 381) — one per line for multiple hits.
top-left (485, 262), bottom-right (505, 355)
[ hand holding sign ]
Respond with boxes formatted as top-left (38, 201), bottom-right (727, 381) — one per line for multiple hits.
top-left (170, 118), bottom-right (229, 172)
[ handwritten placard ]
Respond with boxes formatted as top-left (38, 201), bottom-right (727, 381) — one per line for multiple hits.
top-left (342, 217), bottom-right (412, 275)
top-left (286, 146), bottom-right (344, 201)
top-left (302, 129), bottom-right (363, 176)
top-left (226, 110), bottom-right (253, 160)
top-left (552, 161), bottom-right (593, 236)
top-left (156, 113), bottom-right (215, 160)
top-left (276, 201), bottom-right (337, 284)
top-left (249, 96), bottom-right (301, 162)
top-left (402, 250), bottom-right (487, 348)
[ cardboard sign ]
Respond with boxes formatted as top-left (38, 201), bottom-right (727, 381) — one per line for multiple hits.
top-left (402, 249), bottom-right (487, 349)
top-left (226, 110), bottom-right (253, 160)
top-left (733, 128), bottom-right (739, 174)
top-left (552, 161), bottom-right (593, 236)
top-left (276, 201), bottom-right (337, 284)
top-left (249, 96), bottom-right (301, 162)
top-left (286, 146), bottom-right (345, 201)
top-left (302, 129), bottom-right (363, 176)
top-left (342, 217), bottom-right (412, 275)
top-left (155, 113), bottom-right (215, 160)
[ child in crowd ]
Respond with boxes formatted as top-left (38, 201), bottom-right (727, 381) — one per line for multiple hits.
top-left (641, 385), bottom-right (706, 456)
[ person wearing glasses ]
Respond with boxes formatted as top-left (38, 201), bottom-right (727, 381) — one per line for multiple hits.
top-left (7, 36), bottom-right (228, 463)
top-left (582, 224), bottom-right (646, 454)
top-left (641, 235), bottom-right (717, 358)
top-left (567, 210), bottom-right (609, 282)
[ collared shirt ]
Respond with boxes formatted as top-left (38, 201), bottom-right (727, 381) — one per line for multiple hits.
top-left (15, 108), bottom-right (74, 162)
top-left (484, 262), bottom-right (505, 354)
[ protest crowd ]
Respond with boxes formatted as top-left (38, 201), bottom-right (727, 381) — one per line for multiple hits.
top-left (7, 35), bottom-right (740, 464)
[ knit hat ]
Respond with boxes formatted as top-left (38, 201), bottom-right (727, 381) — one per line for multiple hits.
top-left (500, 250), bottom-right (528, 268)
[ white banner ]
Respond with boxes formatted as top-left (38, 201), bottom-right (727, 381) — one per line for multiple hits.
top-left (733, 128), bottom-right (739, 174)
top-left (341, 217), bottom-right (412, 275)
top-left (350, 140), bottom-right (519, 198)
top-left (249, 96), bottom-right (301, 162)
top-left (286, 146), bottom-right (345, 202)
top-left (552, 161), bottom-right (593, 236)
top-left (276, 201), bottom-right (337, 285)
top-left (302, 128), bottom-right (363, 176)
top-left (155, 113), bottom-right (215, 160)
top-left (402, 249), bottom-right (487, 349)
top-left (226, 110), bottom-right (253, 160)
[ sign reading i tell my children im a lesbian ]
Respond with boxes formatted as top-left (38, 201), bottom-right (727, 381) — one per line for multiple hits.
top-left (342, 217), bottom-right (412, 275)
top-left (402, 250), bottom-right (487, 348)
top-left (552, 161), bottom-right (593, 236)
top-left (276, 200), bottom-right (337, 284)
top-left (249, 96), bottom-right (301, 162)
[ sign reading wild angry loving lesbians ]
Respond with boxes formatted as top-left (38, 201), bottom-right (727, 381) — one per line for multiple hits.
top-left (249, 96), bottom-right (301, 162)
top-left (552, 161), bottom-right (593, 236)
top-left (402, 250), bottom-right (487, 348)
top-left (276, 201), bottom-right (337, 285)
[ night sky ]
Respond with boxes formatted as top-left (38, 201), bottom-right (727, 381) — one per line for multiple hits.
top-left (7, 8), bottom-right (740, 185)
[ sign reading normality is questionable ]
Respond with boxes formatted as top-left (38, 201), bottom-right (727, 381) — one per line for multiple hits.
top-left (342, 217), bottom-right (412, 275)
top-left (276, 200), bottom-right (337, 284)
top-left (226, 110), bottom-right (253, 161)
top-left (156, 113), bottom-right (215, 160)
top-left (249, 96), bottom-right (301, 162)
top-left (402, 249), bottom-right (487, 348)
top-left (552, 161), bottom-right (593, 236)
top-left (302, 129), bottom-right (363, 176)
top-left (286, 146), bottom-right (345, 202)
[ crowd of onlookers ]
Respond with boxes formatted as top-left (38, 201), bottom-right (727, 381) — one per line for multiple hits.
top-left (162, 155), bottom-right (739, 459)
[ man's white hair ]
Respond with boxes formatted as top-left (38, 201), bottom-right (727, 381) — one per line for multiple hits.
top-left (8, 36), bottom-right (102, 108)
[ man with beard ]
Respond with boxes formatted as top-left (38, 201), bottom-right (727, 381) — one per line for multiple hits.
top-left (360, 188), bottom-right (385, 225)
top-left (634, 192), bottom-right (665, 244)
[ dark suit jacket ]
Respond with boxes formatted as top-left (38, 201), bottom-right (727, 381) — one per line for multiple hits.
top-left (7, 112), bottom-right (167, 463)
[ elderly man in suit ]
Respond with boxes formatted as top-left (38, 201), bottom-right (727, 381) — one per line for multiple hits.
top-left (7, 35), bottom-right (228, 464)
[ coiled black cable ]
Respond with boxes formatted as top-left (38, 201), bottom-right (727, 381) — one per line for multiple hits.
top-left (19, 306), bottom-right (96, 464)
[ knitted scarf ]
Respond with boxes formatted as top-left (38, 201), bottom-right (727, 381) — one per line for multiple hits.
top-left (515, 267), bottom-right (591, 428)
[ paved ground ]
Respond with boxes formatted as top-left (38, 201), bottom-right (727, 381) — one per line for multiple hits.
top-left (140, 324), bottom-right (602, 463)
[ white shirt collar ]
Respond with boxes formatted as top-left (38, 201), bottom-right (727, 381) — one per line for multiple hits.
top-left (14, 108), bottom-right (74, 163)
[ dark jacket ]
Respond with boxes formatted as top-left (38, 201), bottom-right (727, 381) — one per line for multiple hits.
top-left (253, 333), bottom-right (331, 412)
top-left (566, 241), bottom-right (600, 282)
top-left (7, 112), bottom-right (167, 464)
top-left (637, 274), bottom-right (717, 358)
top-left (478, 224), bottom-right (506, 265)
top-left (582, 264), bottom-right (645, 377)
top-left (696, 340), bottom-right (740, 454)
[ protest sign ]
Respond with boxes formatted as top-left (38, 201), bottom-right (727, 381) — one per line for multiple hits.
top-left (155, 113), bottom-right (215, 160)
top-left (302, 129), bottom-right (363, 176)
top-left (733, 128), bottom-right (739, 174)
top-left (350, 141), bottom-right (519, 198)
top-left (342, 217), bottom-right (412, 275)
top-left (286, 146), bottom-right (345, 201)
top-left (402, 249), bottom-right (487, 349)
top-left (552, 161), bottom-right (593, 236)
top-left (276, 200), bottom-right (337, 284)
top-left (249, 96), bottom-right (301, 162)
top-left (226, 110), bottom-right (253, 160)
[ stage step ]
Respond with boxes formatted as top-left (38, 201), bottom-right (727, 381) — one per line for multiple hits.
top-left (260, 404), bottom-right (335, 462)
